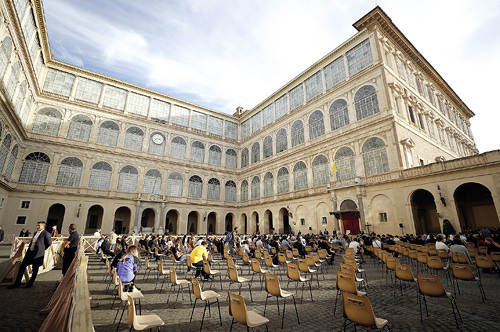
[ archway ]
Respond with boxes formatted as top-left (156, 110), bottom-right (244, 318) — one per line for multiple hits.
top-left (165, 209), bottom-right (179, 234)
top-left (264, 210), bottom-right (273, 234)
top-left (340, 199), bottom-right (360, 235)
top-left (251, 211), bottom-right (260, 234)
top-left (46, 203), bottom-right (65, 234)
top-left (85, 205), bottom-right (103, 234)
top-left (207, 212), bottom-right (217, 234)
top-left (140, 208), bottom-right (156, 232)
top-left (225, 213), bottom-right (234, 232)
top-left (411, 189), bottom-right (440, 235)
top-left (454, 183), bottom-right (499, 230)
top-left (114, 206), bottom-right (131, 234)
top-left (188, 211), bottom-right (199, 234)
top-left (240, 213), bottom-right (247, 234)
top-left (279, 207), bottom-right (291, 234)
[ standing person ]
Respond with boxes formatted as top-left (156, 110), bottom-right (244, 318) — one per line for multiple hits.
top-left (51, 225), bottom-right (58, 237)
top-left (9, 221), bottom-right (52, 288)
top-left (19, 229), bottom-right (25, 237)
top-left (0, 225), bottom-right (4, 243)
top-left (93, 229), bottom-right (101, 237)
top-left (109, 229), bottom-right (118, 251)
top-left (62, 224), bottom-right (79, 275)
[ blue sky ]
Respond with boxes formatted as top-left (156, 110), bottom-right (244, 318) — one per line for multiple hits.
top-left (43, 0), bottom-right (500, 152)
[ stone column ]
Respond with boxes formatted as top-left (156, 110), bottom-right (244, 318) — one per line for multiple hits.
top-left (133, 201), bottom-right (142, 233)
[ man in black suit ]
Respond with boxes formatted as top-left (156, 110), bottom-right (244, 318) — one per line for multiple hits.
top-left (9, 221), bottom-right (52, 288)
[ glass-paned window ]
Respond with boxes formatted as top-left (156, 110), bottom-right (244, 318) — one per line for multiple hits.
top-left (263, 136), bottom-right (273, 159)
top-left (188, 175), bottom-right (203, 199)
top-left (148, 132), bottom-right (166, 155)
top-left (20, 93), bottom-right (33, 126)
top-left (275, 94), bottom-right (288, 119)
top-left (225, 181), bottom-right (236, 202)
top-left (0, 36), bottom-right (13, 78)
top-left (251, 112), bottom-right (262, 133)
top-left (264, 172), bottom-right (273, 197)
top-left (362, 137), bottom-right (390, 176)
top-left (14, 80), bottom-right (27, 114)
top-left (150, 99), bottom-right (170, 121)
top-left (427, 117), bottom-right (435, 138)
top-left (293, 161), bottom-right (308, 191)
top-left (208, 145), bottom-right (222, 166)
top-left (262, 104), bottom-right (274, 126)
top-left (423, 84), bottom-right (430, 101)
top-left (208, 116), bottom-right (223, 136)
top-left (29, 33), bottom-right (40, 61)
top-left (170, 136), bottom-right (187, 159)
top-left (251, 142), bottom-right (260, 164)
top-left (0, 134), bottom-right (12, 172)
top-left (335, 147), bottom-right (356, 180)
top-left (225, 149), bottom-right (237, 168)
top-left (190, 141), bottom-right (205, 163)
top-left (251, 176), bottom-right (260, 199)
top-left (291, 120), bottom-right (304, 147)
top-left (88, 161), bottom-right (112, 190)
top-left (396, 58), bottom-right (406, 80)
top-left (143, 169), bottom-right (162, 194)
top-left (329, 99), bottom-right (349, 130)
top-left (67, 114), bottom-right (92, 142)
top-left (22, 9), bottom-right (36, 42)
top-left (56, 157), bottom-right (83, 188)
top-left (14, 0), bottom-right (29, 19)
top-left (32, 107), bottom-right (62, 136)
top-left (289, 84), bottom-right (304, 110)
top-left (97, 121), bottom-right (119, 146)
top-left (167, 172), bottom-right (183, 197)
top-left (117, 165), bottom-right (138, 193)
top-left (127, 92), bottom-right (149, 116)
top-left (241, 148), bottom-right (249, 168)
top-left (407, 67), bottom-right (415, 87)
top-left (43, 68), bottom-right (74, 96)
top-left (6, 61), bottom-right (20, 98)
top-left (75, 77), bottom-right (103, 104)
top-left (103, 86), bottom-right (127, 110)
top-left (308, 110), bottom-right (325, 140)
top-left (191, 111), bottom-right (207, 131)
top-left (240, 180), bottom-right (248, 201)
top-left (276, 128), bottom-right (288, 153)
top-left (305, 71), bottom-right (323, 101)
top-left (277, 167), bottom-right (289, 194)
top-left (312, 155), bottom-right (329, 186)
top-left (241, 120), bottom-right (250, 139)
top-left (355, 85), bottom-right (379, 120)
top-left (324, 57), bottom-right (346, 89)
top-left (4, 144), bottom-right (18, 179)
top-left (123, 126), bottom-right (144, 151)
top-left (19, 152), bottom-right (50, 184)
top-left (207, 178), bottom-right (220, 200)
top-left (171, 105), bottom-right (189, 127)
top-left (448, 131), bottom-right (455, 150)
top-left (225, 121), bottom-right (238, 139)
top-left (438, 125), bottom-right (446, 144)
top-left (418, 113), bottom-right (426, 130)
top-left (347, 39), bottom-right (373, 76)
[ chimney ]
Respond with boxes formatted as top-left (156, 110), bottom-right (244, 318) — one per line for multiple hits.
top-left (234, 106), bottom-right (245, 117)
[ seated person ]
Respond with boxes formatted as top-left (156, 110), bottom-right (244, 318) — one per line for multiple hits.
top-left (117, 245), bottom-right (140, 290)
top-left (189, 241), bottom-right (211, 280)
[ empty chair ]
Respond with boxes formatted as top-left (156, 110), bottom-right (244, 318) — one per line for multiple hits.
top-left (426, 256), bottom-right (450, 285)
top-left (263, 273), bottom-right (300, 329)
top-left (286, 263), bottom-right (312, 303)
top-left (170, 252), bottom-right (185, 272)
top-left (416, 253), bottom-right (428, 274)
top-left (228, 291), bottom-right (269, 332)
top-left (475, 255), bottom-right (500, 281)
top-left (450, 263), bottom-right (486, 302)
top-left (393, 264), bottom-right (416, 297)
top-left (127, 295), bottom-right (164, 331)
top-left (142, 257), bottom-right (154, 281)
top-left (167, 267), bottom-right (191, 306)
top-left (385, 257), bottom-right (399, 285)
top-left (297, 258), bottom-right (319, 288)
top-left (334, 271), bottom-right (366, 316)
top-left (264, 256), bottom-right (279, 274)
top-left (203, 259), bottom-right (222, 290)
top-left (285, 250), bottom-right (295, 261)
top-left (478, 246), bottom-right (488, 255)
top-left (227, 265), bottom-right (253, 301)
top-left (250, 258), bottom-right (268, 290)
top-left (452, 252), bottom-right (468, 264)
top-left (114, 277), bottom-right (144, 331)
top-left (342, 292), bottom-right (391, 332)
top-left (154, 260), bottom-right (170, 293)
top-left (242, 252), bottom-right (252, 273)
top-left (186, 256), bottom-right (199, 277)
top-left (340, 263), bottom-right (366, 291)
top-left (190, 278), bottom-right (222, 331)
top-left (278, 253), bottom-right (292, 274)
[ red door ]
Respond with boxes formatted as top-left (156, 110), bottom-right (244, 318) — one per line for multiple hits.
top-left (342, 212), bottom-right (360, 235)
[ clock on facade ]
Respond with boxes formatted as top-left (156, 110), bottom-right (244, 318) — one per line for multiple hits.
top-left (152, 134), bottom-right (164, 145)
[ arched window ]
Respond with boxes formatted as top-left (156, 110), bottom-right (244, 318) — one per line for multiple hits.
top-left (148, 132), bottom-right (166, 155)
top-left (4, 144), bottom-right (18, 179)
top-left (355, 85), bottom-right (379, 120)
top-left (170, 136), bottom-right (187, 159)
top-left (188, 175), bottom-right (203, 198)
top-left (88, 161), bottom-right (112, 190)
top-left (263, 136), bottom-right (273, 159)
top-left (67, 114), bottom-right (93, 141)
top-left (167, 172), bottom-right (183, 197)
top-left (293, 161), bottom-right (308, 191)
top-left (335, 147), bottom-right (356, 180)
top-left (276, 128), bottom-right (288, 153)
top-left (123, 126), bottom-right (144, 151)
top-left (191, 141), bottom-right (205, 163)
top-left (240, 180), bottom-right (248, 201)
top-left (277, 167), bottom-right (289, 194)
top-left (291, 120), bottom-right (304, 147)
top-left (208, 145), bottom-right (222, 166)
top-left (312, 155), bottom-right (329, 186)
top-left (251, 142), bottom-right (260, 164)
top-left (117, 165), bottom-right (138, 193)
top-left (241, 147), bottom-right (249, 168)
top-left (143, 169), bottom-right (162, 194)
top-left (55, 157), bottom-right (83, 187)
top-left (6, 61), bottom-right (20, 98)
top-left (329, 99), bottom-right (349, 130)
top-left (97, 121), bottom-right (119, 146)
top-left (32, 107), bottom-right (62, 136)
top-left (308, 110), bottom-right (325, 140)
top-left (225, 149), bottom-right (237, 168)
top-left (264, 172), bottom-right (273, 197)
top-left (207, 178), bottom-right (220, 200)
top-left (19, 152), bottom-right (50, 184)
top-left (0, 36), bottom-right (13, 78)
top-left (362, 137), bottom-right (389, 176)
top-left (251, 176), bottom-right (260, 199)
top-left (0, 133), bottom-right (12, 172)
top-left (225, 180), bottom-right (236, 202)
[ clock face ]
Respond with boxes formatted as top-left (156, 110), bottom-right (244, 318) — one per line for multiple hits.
top-left (152, 134), bottom-right (164, 145)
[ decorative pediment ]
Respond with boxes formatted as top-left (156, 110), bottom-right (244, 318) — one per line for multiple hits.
top-left (400, 138), bottom-right (415, 148)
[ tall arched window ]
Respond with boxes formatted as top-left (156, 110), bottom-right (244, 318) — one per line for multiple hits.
top-left (362, 137), bottom-right (389, 176)
top-left (225, 149), bottom-right (237, 168)
top-left (4, 144), bottom-right (18, 179)
top-left (293, 161), bottom-right (308, 191)
top-left (6, 61), bottom-right (20, 98)
top-left (264, 172), bottom-right (273, 197)
top-left (241, 148), bottom-right (249, 168)
top-left (240, 180), bottom-right (248, 201)
top-left (88, 161), bottom-right (112, 190)
top-left (170, 136), bottom-right (187, 159)
top-left (32, 107), bottom-right (62, 136)
top-left (67, 114), bottom-right (93, 141)
top-left (308, 110), bottom-right (325, 140)
top-left (355, 85), bottom-right (379, 120)
top-left (276, 128), bottom-right (288, 153)
top-left (117, 166), bottom-right (138, 193)
top-left (207, 178), bottom-right (220, 200)
top-left (191, 141), bottom-right (205, 163)
top-left (19, 152), bottom-right (50, 184)
top-left (312, 155), bottom-right (329, 186)
top-left (97, 121), bottom-right (119, 146)
top-left (225, 180), bottom-right (236, 202)
top-left (0, 133), bottom-right (12, 172)
top-left (188, 175), bottom-right (203, 198)
top-left (208, 145), bottom-right (222, 166)
top-left (329, 99), bottom-right (349, 130)
top-left (251, 176), bottom-right (260, 199)
top-left (148, 132), bottom-right (166, 155)
top-left (0, 36), bottom-right (13, 78)
top-left (167, 172), bottom-right (183, 197)
top-left (263, 136), bottom-right (273, 159)
top-left (335, 147), bottom-right (356, 180)
top-left (251, 142), bottom-right (260, 164)
top-left (123, 126), bottom-right (144, 151)
top-left (55, 157), bottom-right (83, 187)
top-left (143, 169), bottom-right (162, 194)
top-left (291, 120), bottom-right (304, 147)
top-left (277, 167), bottom-right (289, 194)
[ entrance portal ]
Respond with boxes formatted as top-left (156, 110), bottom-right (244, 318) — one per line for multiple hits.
top-left (454, 183), bottom-right (499, 230)
top-left (166, 210), bottom-right (179, 234)
top-left (46, 203), bottom-right (65, 234)
top-left (114, 206), bottom-right (131, 234)
top-left (85, 205), bottom-right (103, 234)
top-left (411, 189), bottom-right (440, 235)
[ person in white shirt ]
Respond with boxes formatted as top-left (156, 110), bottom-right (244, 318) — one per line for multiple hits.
top-left (435, 234), bottom-right (449, 252)
top-left (109, 229), bottom-right (118, 251)
top-left (349, 237), bottom-right (365, 263)
top-left (373, 237), bottom-right (382, 249)
top-left (93, 229), bottom-right (101, 237)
